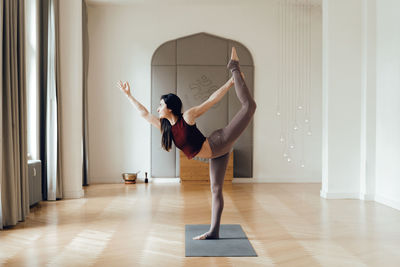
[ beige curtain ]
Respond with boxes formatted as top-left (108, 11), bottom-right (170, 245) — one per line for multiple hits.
top-left (82, 0), bottom-right (90, 186)
top-left (45, 0), bottom-right (63, 200)
top-left (53, 0), bottom-right (63, 200)
top-left (51, 0), bottom-right (63, 199)
top-left (1, 0), bottom-right (29, 229)
top-left (39, 0), bottom-right (63, 201)
top-left (0, 0), bottom-right (3, 230)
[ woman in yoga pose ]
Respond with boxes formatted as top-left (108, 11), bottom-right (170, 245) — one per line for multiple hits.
top-left (117, 47), bottom-right (256, 240)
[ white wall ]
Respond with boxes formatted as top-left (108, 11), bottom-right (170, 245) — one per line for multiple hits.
top-left (320, 0), bottom-right (400, 211)
top-left (321, 0), bottom-right (363, 198)
top-left (86, 0), bottom-right (322, 183)
top-left (375, 0), bottom-right (400, 210)
top-left (59, 0), bottom-right (84, 198)
top-left (364, 0), bottom-right (377, 200)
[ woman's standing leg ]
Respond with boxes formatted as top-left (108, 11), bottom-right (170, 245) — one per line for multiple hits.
top-left (193, 151), bottom-right (231, 240)
top-left (208, 152), bottom-right (231, 238)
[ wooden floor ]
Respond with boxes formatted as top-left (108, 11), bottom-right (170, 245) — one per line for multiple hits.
top-left (1, 182), bottom-right (400, 266)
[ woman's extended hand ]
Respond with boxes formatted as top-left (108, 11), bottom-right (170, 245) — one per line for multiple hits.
top-left (117, 80), bottom-right (131, 97)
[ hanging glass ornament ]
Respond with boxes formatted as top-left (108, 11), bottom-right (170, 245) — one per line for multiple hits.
top-left (276, 0), bottom-right (312, 165)
top-left (289, 135), bottom-right (296, 149)
top-left (300, 160), bottom-right (305, 168)
top-left (276, 105), bottom-right (281, 116)
top-left (307, 124), bottom-right (312, 135)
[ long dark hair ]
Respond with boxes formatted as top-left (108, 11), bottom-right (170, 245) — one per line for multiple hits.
top-left (160, 93), bottom-right (183, 152)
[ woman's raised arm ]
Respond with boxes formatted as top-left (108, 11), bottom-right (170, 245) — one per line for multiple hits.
top-left (184, 76), bottom-right (235, 121)
top-left (117, 81), bottom-right (161, 130)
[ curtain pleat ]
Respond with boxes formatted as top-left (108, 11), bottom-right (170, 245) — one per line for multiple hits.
top-left (82, 0), bottom-right (89, 186)
top-left (17, 0), bottom-right (29, 221)
top-left (53, 0), bottom-right (63, 199)
top-left (0, 0), bottom-right (3, 230)
top-left (39, 0), bottom-right (62, 201)
top-left (39, 0), bottom-right (49, 201)
top-left (46, 0), bottom-right (58, 200)
top-left (1, 0), bottom-right (29, 228)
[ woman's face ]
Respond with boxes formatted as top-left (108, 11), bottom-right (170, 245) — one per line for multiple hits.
top-left (157, 99), bottom-right (171, 119)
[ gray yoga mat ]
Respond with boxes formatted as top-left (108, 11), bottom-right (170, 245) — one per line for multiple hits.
top-left (185, 224), bottom-right (257, 257)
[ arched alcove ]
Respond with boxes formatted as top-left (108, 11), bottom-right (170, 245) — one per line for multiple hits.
top-left (151, 32), bottom-right (254, 178)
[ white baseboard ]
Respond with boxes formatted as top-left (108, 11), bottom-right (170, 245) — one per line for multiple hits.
top-left (146, 178), bottom-right (181, 183)
top-left (129, 177), bottom-right (180, 183)
top-left (362, 193), bottom-right (375, 201)
top-left (320, 190), bottom-right (360, 199)
top-left (63, 189), bottom-right (84, 199)
top-left (375, 194), bottom-right (400, 211)
top-left (91, 178), bottom-right (126, 184)
top-left (91, 177), bottom-right (320, 184)
top-left (149, 177), bottom-right (319, 184)
top-left (233, 177), bottom-right (321, 183)
top-left (91, 178), bottom-right (181, 184)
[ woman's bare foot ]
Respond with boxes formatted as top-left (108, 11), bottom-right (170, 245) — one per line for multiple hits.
top-left (231, 46), bottom-right (239, 61)
top-left (192, 233), bottom-right (208, 240)
top-left (192, 232), bottom-right (219, 240)
top-left (227, 47), bottom-right (241, 72)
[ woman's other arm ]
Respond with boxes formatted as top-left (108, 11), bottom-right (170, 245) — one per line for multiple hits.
top-left (117, 81), bottom-right (161, 130)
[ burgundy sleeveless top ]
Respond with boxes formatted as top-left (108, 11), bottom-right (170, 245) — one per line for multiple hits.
top-left (171, 115), bottom-right (206, 159)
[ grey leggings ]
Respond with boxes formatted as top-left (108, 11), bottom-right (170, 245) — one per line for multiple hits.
top-left (204, 60), bottom-right (257, 238)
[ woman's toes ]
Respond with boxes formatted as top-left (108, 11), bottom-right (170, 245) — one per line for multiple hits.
top-left (193, 233), bottom-right (207, 240)
top-left (231, 47), bottom-right (239, 61)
